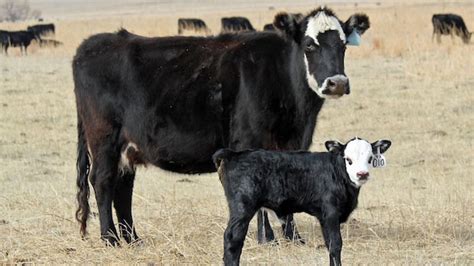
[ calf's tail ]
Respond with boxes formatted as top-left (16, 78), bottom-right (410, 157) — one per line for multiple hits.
top-left (75, 115), bottom-right (91, 237)
top-left (212, 148), bottom-right (234, 169)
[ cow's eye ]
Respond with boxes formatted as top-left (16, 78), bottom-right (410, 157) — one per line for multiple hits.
top-left (368, 157), bottom-right (372, 164)
top-left (346, 158), bottom-right (353, 165)
top-left (305, 42), bottom-right (316, 52)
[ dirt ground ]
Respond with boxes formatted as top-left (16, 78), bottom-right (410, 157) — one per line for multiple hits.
top-left (0, 0), bottom-right (473, 264)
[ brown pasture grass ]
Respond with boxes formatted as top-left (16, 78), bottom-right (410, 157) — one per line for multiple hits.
top-left (0, 1), bottom-right (473, 264)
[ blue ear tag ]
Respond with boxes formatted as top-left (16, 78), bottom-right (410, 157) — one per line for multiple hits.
top-left (346, 30), bottom-right (361, 46)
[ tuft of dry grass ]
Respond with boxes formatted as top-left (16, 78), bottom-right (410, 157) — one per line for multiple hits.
top-left (0, 1), bottom-right (473, 264)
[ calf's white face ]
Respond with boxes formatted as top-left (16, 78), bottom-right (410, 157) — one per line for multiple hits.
top-left (325, 138), bottom-right (392, 187)
top-left (343, 139), bottom-right (373, 187)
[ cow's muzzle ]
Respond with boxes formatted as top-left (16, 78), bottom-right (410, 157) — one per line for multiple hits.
top-left (321, 75), bottom-right (350, 96)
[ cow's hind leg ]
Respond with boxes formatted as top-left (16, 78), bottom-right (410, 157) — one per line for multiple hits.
top-left (90, 134), bottom-right (121, 246)
top-left (114, 169), bottom-right (139, 244)
top-left (279, 214), bottom-right (305, 244)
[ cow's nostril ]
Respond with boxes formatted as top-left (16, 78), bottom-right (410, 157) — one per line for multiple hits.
top-left (357, 172), bottom-right (369, 180)
top-left (327, 79), bottom-right (336, 87)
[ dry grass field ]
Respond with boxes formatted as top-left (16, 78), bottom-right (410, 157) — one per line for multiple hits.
top-left (0, 0), bottom-right (473, 264)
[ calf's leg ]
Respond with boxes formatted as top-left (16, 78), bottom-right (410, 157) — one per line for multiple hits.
top-left (224, 203), bottom-right (256, 266)
top-left (257, 209), bottom-right (275, 244)
top-left (280, 214), bottom-right (305, 244)
top-left (320, 216), bottom-right (342, 266)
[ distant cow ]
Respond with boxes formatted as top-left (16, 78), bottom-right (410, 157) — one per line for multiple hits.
top-left (73, 7), bottom-right (370, 246)
top-left (27, 23), bottom-right (55, 39)
top-left (178, 18), bottom-right (211, 35)
top-left (214, 138), bottom-right (392, 265)
top-left (221, 16), bottom-right (255, 33)
top-left (8, 31), bottom-right (36, 55)
top-left (263, 23), bottom-right (275, 31)
top-left (432, 14), bottom-right (471, 44)
top-left (0, 30), bottom-right (10, 54)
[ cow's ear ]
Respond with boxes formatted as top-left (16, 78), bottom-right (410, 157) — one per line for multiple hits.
top-left (274, 12), bottom-right (301, 42)
top-left (371, 140), bottom-right (392, 154)
top-left (344, 13), bottom-right (370, 36)
top-left (325, 140), bottom-right (345, 154)
top-left (343, 13), bottom-right (370, 46)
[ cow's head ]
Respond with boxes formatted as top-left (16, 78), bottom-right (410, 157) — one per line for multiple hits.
top-left (274, 7), bottom-right (370, 98)
top-left (325, 138), bottom-right (391, 187)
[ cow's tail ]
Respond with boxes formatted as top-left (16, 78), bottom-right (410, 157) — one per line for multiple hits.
top-left (75, 115), bottom-right (91, 238)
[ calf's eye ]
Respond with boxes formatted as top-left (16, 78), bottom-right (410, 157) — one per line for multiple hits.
top-left (346, 158), bottom-right (353, 165)
top-left (368, 157), bottom-right (372, 164)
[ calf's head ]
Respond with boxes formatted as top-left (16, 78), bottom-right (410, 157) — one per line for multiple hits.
top-left (274, 7), bottom-right (370, 98)
top-left (325, 138), bottom-right (391, 187)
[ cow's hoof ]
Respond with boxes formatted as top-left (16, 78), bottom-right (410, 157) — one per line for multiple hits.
top-left (102, 236), bottom-right (120, 247)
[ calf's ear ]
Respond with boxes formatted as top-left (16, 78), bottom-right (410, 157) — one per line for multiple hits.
top-left (371, 140), bottom-right (392, 154)
top-left (325, 140), bottom-right (344, 154)
top-left (274, 12), bottom-right (301, 42)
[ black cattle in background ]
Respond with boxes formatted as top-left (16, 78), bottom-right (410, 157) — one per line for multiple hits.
top-left (8, 31), bottom-right (36, 55)
top-left (73, 7), bottom-right (370, 246)
top-left (0, 30), bottom-right (10, 54)
top-left (263, 13), bottom-right (303, 31)
top-left (221, 16), bottom-right (255, 33)
top-left (263, 23), bottom-right (275, 31)
top-left (178, 18), bottom-right (211, 35)
top-left (432, 14), bottom-right (471, 43)
top-left (27, 23), bottom-right (55, 40)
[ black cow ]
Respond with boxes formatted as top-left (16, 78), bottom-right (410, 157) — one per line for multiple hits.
top-left (263, 23), bottom-right (275, 31)
top-left (178, 18), bottom-right (211, 35)
top-left (292, 12), bottom-right (304, 22)
top-left (8, 31), bottom-right (36, 55)
top-left (221, 16), bottom-right (255, 33)
top-left (214, 138), bottom-right (392, 266)
top-left (432, 14), bottom-right (471, 44)
top-left (0, 30), bottom-right (10, 54)
top-left (73, 7), bottom-right (370, 246)
top-left (27, 23), bottom-right (55, 39)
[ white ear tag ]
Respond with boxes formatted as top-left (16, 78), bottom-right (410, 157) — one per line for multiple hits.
top-left (372, 147), bottom-right (386, 168)
top-left (346, 30), bottom-right (361, 46)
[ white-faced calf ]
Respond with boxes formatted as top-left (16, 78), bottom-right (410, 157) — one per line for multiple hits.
top-left (213, 138), bottom-right (391, 266)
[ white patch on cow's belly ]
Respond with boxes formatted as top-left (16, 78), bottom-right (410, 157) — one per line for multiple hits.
top-left (119, 142), bottom-right (138, 174)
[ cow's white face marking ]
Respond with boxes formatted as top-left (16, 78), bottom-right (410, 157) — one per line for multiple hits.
top-left (303, 55), bottom-right (322, 96)
top-left (119, 142), bottom-right (138, 174)
top-left (304, 10), bottom-right (346, 98)
top-left (343, 138), bottom-right (373, 187)
top-left (304, 11), bottom-right (346, 45)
